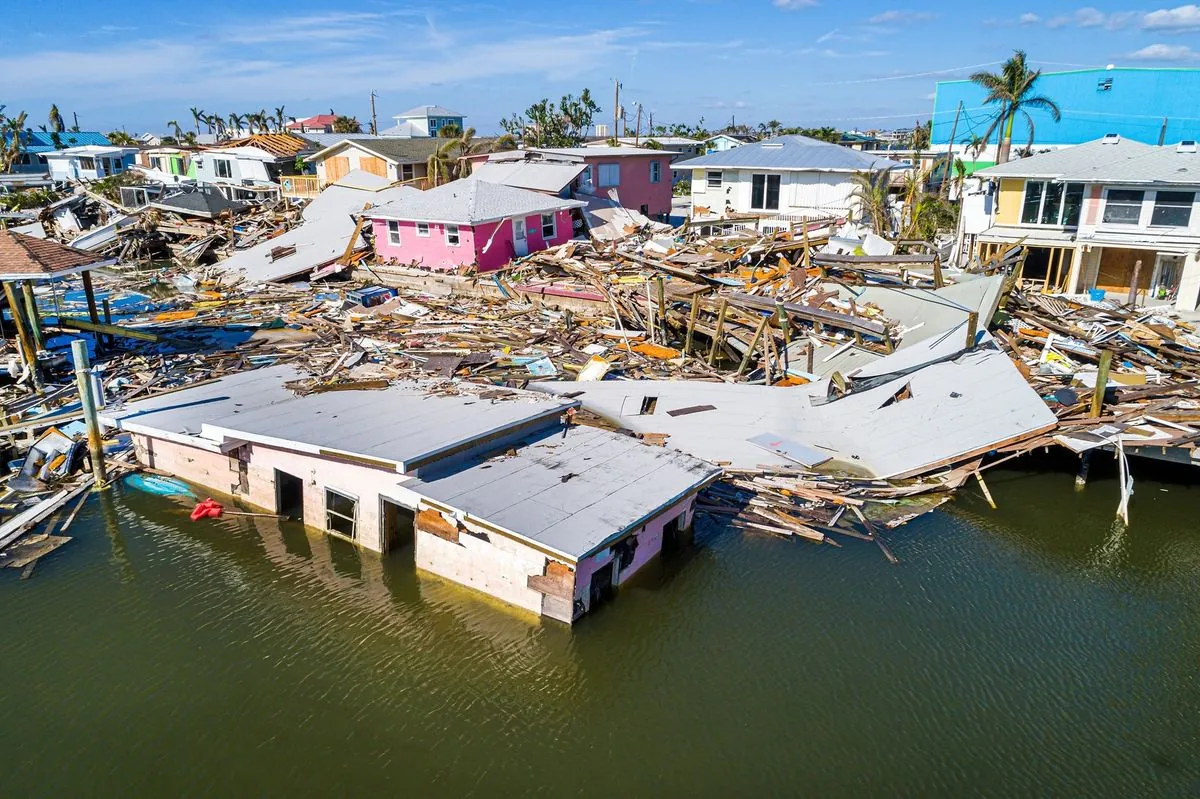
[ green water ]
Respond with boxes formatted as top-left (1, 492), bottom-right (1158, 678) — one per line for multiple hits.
top-left (3, 454), bottom-right (1199, 797)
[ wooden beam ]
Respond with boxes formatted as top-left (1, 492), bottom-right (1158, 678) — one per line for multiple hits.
top-left (59, 317), bottom-right (160, 342)
top-left (728, 292), bottom-right (887, 337)
top-left (3, 281), bottom-right (40, 388)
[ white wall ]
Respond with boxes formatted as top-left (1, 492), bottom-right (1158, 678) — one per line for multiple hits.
top-left (314, 146), bottom-right (423, 184)
top-left (691, 168), bottom-right (859, 218)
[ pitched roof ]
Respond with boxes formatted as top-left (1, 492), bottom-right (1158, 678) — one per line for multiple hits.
top-left (290, 114), bottom-right (337, 128)
top-left (534, 146), bottom-right (665, 159)
top-left (5, 131), bottom-right (111, 153)
top-left (312, 137), bottom-right (446, 164)
top-left (675, 135), bottom-right (902, 172)
top-left (976, 138), bottom-right (1154, 179)
top-left (367, 178), bottom-right (585, 225)
top-left (0, 231), bottom-right (108, 279)
top-left (471, 160), bottom-right (586, 193)
top-left (212, 133), bottom-right (313, 158)
top-left (396, 105), bottom-right (464, 119)
top-left (150, 186), bottom-right (245, 218)
top-left (1064, 144), bottom-right (1200, 185)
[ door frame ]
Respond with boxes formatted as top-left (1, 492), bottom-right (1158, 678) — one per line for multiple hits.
top-left (512, 217), bottom-right (528, 256)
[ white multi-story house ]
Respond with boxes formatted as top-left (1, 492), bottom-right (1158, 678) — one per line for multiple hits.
top-left (974, 135), bottom-right (1200, 310)
top-left (191, 134), bottom-right (314, 201)
top-left (675, 135), bottom-right (903, 224)
top-left (43, 145), bottom-right (138, 182)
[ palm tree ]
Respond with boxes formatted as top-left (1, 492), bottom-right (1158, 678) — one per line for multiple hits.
top-left (331, 115), bottom-right (362, 134)
top-left (167, 119), bottom-right (183, 140)
top-left (0, 111), bottom-right (29, 173)
top-left (180, 131), bottom-right (198, 147)
top-left (228, 112), bottom-right (246, 137)
top-left (48, 104), bottom-right (65, 133)
top-left (851, 169), bottom-right (893, 236)
top-left (273, 106), bottom-right (287, 132)
top-left (970, 50), bottom-right (1061, 164)
top-left (437, 122), bottom-right (463, 139)
top-left (189, 107), bottom-right (205, 135)
top-left (107, 130), bottom-right (136, 146)
top-left (491, 134), bottom-right (518, 153)
top-left (425, 138), bottom-right (459, 187)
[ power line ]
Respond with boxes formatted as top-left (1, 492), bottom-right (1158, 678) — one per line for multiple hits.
top-left (811, 61), bottom-right (1003, 86)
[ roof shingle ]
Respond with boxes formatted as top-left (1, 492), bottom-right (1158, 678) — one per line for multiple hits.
top-left (0, 231), bottom-right (106, 278)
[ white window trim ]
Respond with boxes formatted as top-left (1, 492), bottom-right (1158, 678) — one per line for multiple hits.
top-left (706, 170), bottom-right (723, 189)
top-left (416, 222), bottom-right (430, 237)
top-left (325, 488), bottom-right (358, 541)
top-left (1147, 190), bottom-right (1195, 229)
top-left (650, 160), bottom-right (662, 184)
top-left (1019, 180), bottom-right (1085, 228)
top-left (445, 223), bottom-right (461, 247)
top-left (749, 173), bottom-right (781, 211)
top-left (386, 220), bottom-right (401, 245)
top-left (540, 213), bottom-right (556, 241)
top-left (1100, 187), bottom-right (1148, 227)
top-left (597, 163), bottom-right (620, 188)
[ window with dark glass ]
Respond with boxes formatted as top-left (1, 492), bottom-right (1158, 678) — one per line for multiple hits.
top-left (325, 489), bottom-right (357, 539)
top-left (751, 173), bottom-right (780, 210)
top-left (1022, 180), bottom-right (1084, 225)
top-left (1020, 181), bottom-right (1044, 223)
top-left (1061, 183), bottom-right (1084, 226)
top-left (1102, 189), bottom-right (1144, 224)
top-left (1039, 182), bottom-right (1064, 224)
top-left (1151, 191), bottom-right (1194, 227)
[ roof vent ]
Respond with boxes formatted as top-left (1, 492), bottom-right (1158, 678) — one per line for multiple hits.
top-left (1101, 133), bottom-right (1121, 144)
top-left (1097, 77), bottom-right (1113, 91)
top-left (1178, 140), bottom-right (1198, 153)
top-left (762, 141), bottom-right (784, 149)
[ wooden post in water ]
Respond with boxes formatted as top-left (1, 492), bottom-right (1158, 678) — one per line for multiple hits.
top-left (21, 280), bottom-right (45, 352)
top-left (1127, 259), bottom-right (1142, 307)
top-left (1091, 349), bottom-right (1113, 418)
top-left (70, 339), bottom-right (107, 485)
top-left (1075, 452), bottom-right (1092, 490)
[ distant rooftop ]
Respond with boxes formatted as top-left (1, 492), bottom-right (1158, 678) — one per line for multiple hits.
top-left (395, 105), bottom-right (465, 120)
top-left (676, 135), bottom-right (902, 172)
top-left (977, 136), bottom-right (1200, 185)
top-left (368, 178), bottom-right (584, 225)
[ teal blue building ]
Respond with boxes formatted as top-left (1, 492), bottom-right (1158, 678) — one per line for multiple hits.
top-left (931, 67), bottom-right (1200, 167)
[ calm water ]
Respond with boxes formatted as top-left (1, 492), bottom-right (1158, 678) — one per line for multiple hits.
top-left (3, 453), bottom-right (1199, 797)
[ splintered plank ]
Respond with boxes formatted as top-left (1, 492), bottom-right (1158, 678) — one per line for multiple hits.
top-left (2, 535), bottom-right (72, 569)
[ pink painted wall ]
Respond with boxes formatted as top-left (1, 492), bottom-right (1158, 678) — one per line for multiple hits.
top-left (371, 208), bottom-right (574, 273)
top-left (571, 496), bottom-right (696, 616)
top-left (1083, 184), bottom-right (1103, 227)
top-left (580, 154), bottom-right (673, 218)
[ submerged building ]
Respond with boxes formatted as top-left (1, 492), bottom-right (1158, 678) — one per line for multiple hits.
top-left (101, 366), bottom-right (720, 623)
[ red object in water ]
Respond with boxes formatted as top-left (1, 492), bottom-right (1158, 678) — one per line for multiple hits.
top-left (189, 498), bottom-right (224, 521)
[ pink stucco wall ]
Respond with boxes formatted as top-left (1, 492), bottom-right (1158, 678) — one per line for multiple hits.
top-left (580, 154), bottom-right (673, 218)
top-left (1083, 184), bottom-right (1103, 226)
top-left (371, 208), bottom-right (574, 273)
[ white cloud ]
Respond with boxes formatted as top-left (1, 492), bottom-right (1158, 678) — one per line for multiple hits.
top-left (1143, 4), bottom-right (1200, 31)
top-left (772, 0), bottom-right (818, 9)
top-left (1126, 42), bottom-right (1200, 60)
top-left (867, 10), bottom-right (938, 24)
top-left (1034, 6), bottom-right (1136, 30)
top-left (1019, 13), bottom-right (1040, 25)
top-left (1075, 6), bottom-right (1107, 26)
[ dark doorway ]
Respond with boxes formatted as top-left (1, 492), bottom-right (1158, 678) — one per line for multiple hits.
top-left (381, 498), bottom-right (415, 558)
top-left (275, 470), bottom-right (304, 520)
top-left (662, 515), bottom-right (684, 556)
top-left (589, 561), bottom-right (615, 611)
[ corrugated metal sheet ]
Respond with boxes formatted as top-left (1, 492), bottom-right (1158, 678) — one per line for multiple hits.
top-left (673, 136), bottom-right (903, 172)
top-left (932, 67), bottom-right (1200, 147)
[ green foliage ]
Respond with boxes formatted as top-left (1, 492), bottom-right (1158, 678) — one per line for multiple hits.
top-left (89, 170), bottom-right (142, 203)
top-left (500, 88), bottom-right (600, 148)
top-left (779, 126), bottom-right (840, 142)
top-left (851, 169), bottom-right (893, 236)
top-left (672, 179), bottom-right (691, 197)
top-left (908, 120), bottom-right (931, 150)
top-left (642, 139), bottom-right (664, 150)
top-left (970, 50), bottom-right (1061, 164)
top-left (332, 115), bottom-right (361, 134)
top-left (0, 187), bottom-right (61, 211)
top-left (437, 122), bottom-right (463, 139)
top-left (106, 130), bottom-right (137, 146)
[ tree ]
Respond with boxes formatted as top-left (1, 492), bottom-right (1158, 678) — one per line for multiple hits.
top-left (332, 115), bottom-right (362, 133)
top-left (48, 104), bottom-right (65, 133)
top-left (851, 169), bottom-right (894, 236)
top-left (500, 88), bottom-right (600, 148)
top-left (228, 112), bottom-right (246, 137)
top-left (0, 110), bottom-right (29, 173)
top-left (909, 120), bottom-right (931, 150)
top-left (970, 50), bottom-right (1061, 164)
top-left (491, 134), bottom-right (518, 152)
top-left (107, 130), bottom-right (136, 146)
top-left (273, 106), bottom-right (287, 132)
top-left (180, 131), bottom-right (198, 147)
top-left (189, 107), bottom-right (205, 135)
top-left (167, 119), bottom-right (183, 140)
top-left (425, 138), bottom-right (457, 187)
top-left (437, 122), bottom-right (463, 139)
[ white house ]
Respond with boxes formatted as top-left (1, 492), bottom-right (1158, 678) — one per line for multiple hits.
top-left (974, 135), bottom-right (1200, 310)
top-left (675, 135), bottom-right (903, 224)
top-left (43, 145), bottom-right (138, 182)
top-left (380, 105), bottom-right (466, 138)
top-left (306, 138), bottom-right (445, 186)
top-left (704, 133), bottom-right (755, 153)
top-left (192, 134), bottom-right (313, 200)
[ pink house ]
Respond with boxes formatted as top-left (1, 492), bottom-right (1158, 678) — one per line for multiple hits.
top-left (367, 179), bottom-right (586, 272)
top-left (466, 147), bottom-right (675, 219)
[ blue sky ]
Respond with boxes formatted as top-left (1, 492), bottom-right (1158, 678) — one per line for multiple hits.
top-left (3, 0), bottom-right (1199, 135)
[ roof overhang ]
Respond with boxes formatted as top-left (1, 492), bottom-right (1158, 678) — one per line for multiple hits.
top-left (0, 257), bottom-right (117, 282)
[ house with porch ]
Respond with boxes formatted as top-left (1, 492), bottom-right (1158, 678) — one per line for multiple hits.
top-left (366, 178), bottom-right (584, 271)
top-left (192, 133), bottom-right (314, 201)
top-left (974, 135), bottom-right (1200, 310)
top-left (306, 138), bottom-right (445, 186)
top-left (381, 105), bottom-right (466, 138)
top-left (43, 145), bottom-right (138, 182)
top-left (674, 134), bottom-right (903, 225)
top-left (99, 365), bottom-right (720, 624)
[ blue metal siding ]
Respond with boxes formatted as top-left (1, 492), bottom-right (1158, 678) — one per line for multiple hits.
top-left (932, 68), bottom-right (1200, 147)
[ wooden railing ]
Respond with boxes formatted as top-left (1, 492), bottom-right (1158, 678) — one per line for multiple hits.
top-left (279, 174), bottom-right (322, 199)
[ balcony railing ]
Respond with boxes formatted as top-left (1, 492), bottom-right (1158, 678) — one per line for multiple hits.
top-left (280, 174), bottom-right (322, 199)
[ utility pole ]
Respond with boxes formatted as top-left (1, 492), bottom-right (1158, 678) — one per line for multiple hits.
top-left (369, 91), bottom-right (379, 136)
top-left (634, 103), bottom-right (642, 146)
top-left (941, 101), bottom-right (963, 199)
top-left (1158, 116), bottom-right (1168, 146)
top-left (613, 79), bottom-right (621, 143)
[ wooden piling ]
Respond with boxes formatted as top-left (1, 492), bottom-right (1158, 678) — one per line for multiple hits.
top-left (3, 281), bottom-right (41, 390)
top-left (1127, 259), bottom-right (1143, 307)
top-left (737, 316), bottom-right (769, 376)
top-left (707, 298), bottom-right (728, 366)
top-left (21, 280), bottom-right (45, 352)
top-left (685, 293), bottom-right (699, 356)
top-left (1091, 349), bottom-right (1113, 418)
top-left (965, 311), bottom-right (979, 349)
top-left (70, 340), bottom-right (107, 485)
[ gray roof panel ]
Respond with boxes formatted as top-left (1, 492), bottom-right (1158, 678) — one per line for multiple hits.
top-left (367, 178), bottom-right (585, 225)
top-left (976, 137), bottom-right (1154, 179)
top-left (672, 135), bottom-right (905, 172)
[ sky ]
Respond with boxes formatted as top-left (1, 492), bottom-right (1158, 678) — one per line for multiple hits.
top-left (3, 0), bottom-right (1200, 135)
